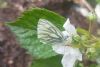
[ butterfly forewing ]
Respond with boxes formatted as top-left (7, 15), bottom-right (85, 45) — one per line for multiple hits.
top-left (37, 19), bottom-right (65, 45)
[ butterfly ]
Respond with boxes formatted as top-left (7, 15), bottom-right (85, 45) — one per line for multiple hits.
top-left (37, 19), bottom-right (75, 45)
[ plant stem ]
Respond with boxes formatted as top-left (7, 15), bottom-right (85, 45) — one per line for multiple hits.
top-left (82, 49), bottom-right (89, 67)
top-left (83, 54), bottom-right (88, 67)
top-left (88, 21), bottom-right (92, 34)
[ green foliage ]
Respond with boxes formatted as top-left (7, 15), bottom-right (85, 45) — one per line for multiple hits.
top-left (96, 0), bottom-right (100, 3)
top-left (7, 8), bottom-right (66, 59)
top-left (31, 55), bottom-right (62, 67)
top-left (77, 28), bottom-right (90, 36)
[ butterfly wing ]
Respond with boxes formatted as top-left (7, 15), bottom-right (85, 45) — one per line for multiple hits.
top-left (37, 19), bottom-right (65, 45)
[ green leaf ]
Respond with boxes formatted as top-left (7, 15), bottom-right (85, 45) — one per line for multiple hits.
top-left (7, 8), bottom-right (66, 59)
top-left (96, 0), bottom-right (100, 3)
top-left (77, 27), bottom-right (90, 36)
top-left (31, 55), bottom-right (62, 67)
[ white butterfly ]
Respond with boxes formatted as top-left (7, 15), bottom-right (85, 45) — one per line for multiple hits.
top-left (37, 19), bottom-right (82, 67)
top-left (37, 19), bottom-right (70, 45)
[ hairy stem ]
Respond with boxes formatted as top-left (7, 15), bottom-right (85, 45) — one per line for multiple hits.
top-left (82, 49), bottom-right (89, 67)
top-left (82, 49), bottom-right (97, 67)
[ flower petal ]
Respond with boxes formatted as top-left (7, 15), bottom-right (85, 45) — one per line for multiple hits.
top-left (52, 45), bottom-right (82, 61)
top-left (61, 46), bottom-right (82, 67)
top-left (63, 19), bottom-right (77, 36)
top-left (61, 54), bottom-right (76, 67)
top-left (75, 6), bottom-right (89, 17)
top-left (95, 4), bottom-right (100, 23)
top-left (64, 46), bottom-right (82, 61)
top-left (52, 44), bottom-right (66, 54)
top-left (96, 57), bottom-right (100, 64)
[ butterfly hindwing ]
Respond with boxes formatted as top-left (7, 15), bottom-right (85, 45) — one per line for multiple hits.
top-left (37, 19), bottom-right (65, 45)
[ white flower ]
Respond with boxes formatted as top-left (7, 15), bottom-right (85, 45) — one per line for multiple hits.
top-left (74, 4), bottom-right (100, 23)
top-left (75, 6), bottom-right (89, 17)
top-left (95, 4), bottom-right (100, 23)
top-left (63, 19), bottom-right (77, 36)
top-left (52, 19), bottom-right (82, 67)
top-left (96, 57), bottom-right (100, 64)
